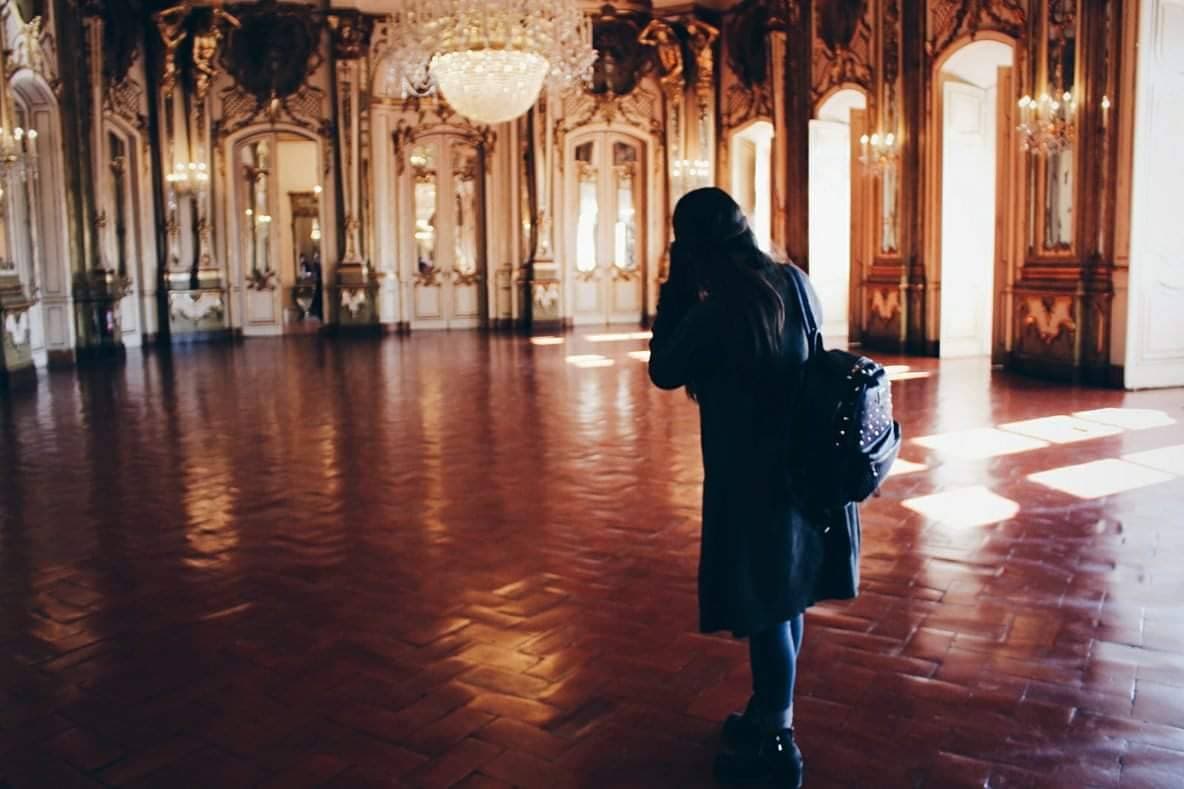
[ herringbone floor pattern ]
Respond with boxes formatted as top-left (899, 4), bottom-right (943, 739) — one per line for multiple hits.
top-left (1, 333), bottom-right (1183, 788)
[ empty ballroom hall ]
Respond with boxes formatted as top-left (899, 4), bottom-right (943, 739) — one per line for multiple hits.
top-left (2, 1), bottom-right (1184, 787)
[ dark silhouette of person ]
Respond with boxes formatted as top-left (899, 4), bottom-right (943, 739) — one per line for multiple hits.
top-left (649, 188), bottom-right (826, 787)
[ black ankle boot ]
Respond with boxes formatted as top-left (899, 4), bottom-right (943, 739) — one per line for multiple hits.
top-left (721, 711), bottom-right (761, 751)
top-left (713, 728), bottom-right (804, 787)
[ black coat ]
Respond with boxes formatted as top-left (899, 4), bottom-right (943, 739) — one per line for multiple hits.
top-left (649, 263), bottom-right (828, 637)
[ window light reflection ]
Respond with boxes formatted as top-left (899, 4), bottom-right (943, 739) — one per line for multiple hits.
top-left (530, 336), bottom-right (564, 346)
top-left (999, 415), bottom-right (1122, 444)
top-left (586, 331), bottom-right (653, 343)
top-left (902, 486), bottom-right (1019, 527)
top-left (913, 428), bottom-right (1048, 460)
top-left (566, 354), bottom-right (614, 368)
top-left (628, 350), bottom-right (651, 362)
top-left (1028, 458), bottom-right (1175, 499)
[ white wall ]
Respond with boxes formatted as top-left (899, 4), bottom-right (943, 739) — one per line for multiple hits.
top-left (1124, 0), bottom-right (1184, 388)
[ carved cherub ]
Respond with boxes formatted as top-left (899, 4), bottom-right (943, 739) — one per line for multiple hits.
top-left (192, 4), bottom-right (241, 102)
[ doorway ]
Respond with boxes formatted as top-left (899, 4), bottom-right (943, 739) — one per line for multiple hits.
top-left (406, 134), bottom-right (486, 330)
top-left (566, 132), bottom-right (646, 326)
top-left (729, 120), bottom-right (774, 251)
top-left (234, 131), bottom-right (326, 334)
top-left (808, 89), bottom-right (867, 345)
top-left (937, 40), bottom-right (1013, 358)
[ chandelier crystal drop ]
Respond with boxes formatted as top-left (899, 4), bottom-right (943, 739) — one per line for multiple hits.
top-left (387, 0), bottom-right (597, 125)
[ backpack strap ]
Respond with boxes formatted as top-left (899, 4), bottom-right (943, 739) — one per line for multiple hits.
top-left (785, 264), bottom-right (821, 354)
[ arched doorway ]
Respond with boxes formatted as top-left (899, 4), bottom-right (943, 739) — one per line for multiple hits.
top-left (229, 128), bottom-right (328, 335)
top-left (728, 120), bottom-right (774, 251)
top-left (935, 40), bottom-right (1014, 358)
top-left (565, 129), bottom-right (647, 326)
top-left (808, 88), bottom-right (867, 345)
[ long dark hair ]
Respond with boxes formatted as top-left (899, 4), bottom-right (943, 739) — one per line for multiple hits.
top-left (671, 188), bottom-right (787, 366)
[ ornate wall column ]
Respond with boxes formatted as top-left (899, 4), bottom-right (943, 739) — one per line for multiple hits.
top-left (329, 13), bottom-right (378, 330)
top-left (1009, 0), bottom-right (1123, 382)
top-left (782, 0), bottom-right (811, 268)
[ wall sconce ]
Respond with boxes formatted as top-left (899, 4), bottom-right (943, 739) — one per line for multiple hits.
top-left (671, 158), bottom-right (711, 198)
top-left (858, 132), bottom-right (899, 176)
top-left (1017, 91), bottom-right (1076, 155)
top-left (166, 161), bottom-right (210, 195)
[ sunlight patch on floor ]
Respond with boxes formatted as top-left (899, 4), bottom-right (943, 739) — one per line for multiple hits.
top-left (1122, 444), bottom-right (1184, 477)
top-left (1027, 458), bottom-right (1176, 499)
top-left (902, 486), bottom-right (1020, 527)
top-left (530, 336), bottom-right (565, 346)
top-left (887, 458), bottom-right (928, 477)
top-left (913, 428), bottom-right (1048, 460)
top-left (999, 415), bottom-right (1123, 444)
top-left (1073, 408), bottom-right (1176, 431)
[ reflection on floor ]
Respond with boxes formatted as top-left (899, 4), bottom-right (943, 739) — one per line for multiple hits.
top-left (1, 333), bottom-right (1183, 787)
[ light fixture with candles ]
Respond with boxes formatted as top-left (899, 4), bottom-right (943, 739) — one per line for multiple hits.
top-left (0, 46), bottom-right (38, 198)
top-left (1016, 90), bottom-right (1077, 155)
top-left (858, 131), bottom-right (899, 176)
top-left (671, 158), bottom-right (711, 199)
top-left (383, 0), bottom-right (596, 126)
top-left (165, 161), bottom-right (210, 195)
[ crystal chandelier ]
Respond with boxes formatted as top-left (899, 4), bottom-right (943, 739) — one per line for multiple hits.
top-left (387, 0), bottom-right (597, 125)
top-left (1017, 91), bottom-right (1076, 155)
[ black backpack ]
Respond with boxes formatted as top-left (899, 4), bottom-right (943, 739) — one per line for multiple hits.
top-left (784, 266), bottom-right (902, 511)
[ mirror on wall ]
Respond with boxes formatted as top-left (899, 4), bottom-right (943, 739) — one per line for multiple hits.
top-left (241, 140), bottom-right (271, 275)
top-left (410, 145), bottom-right (438, 277)
top-left (452, 142), bottom-right (481, 277)
top-left (1041, 0), bottom-right (1076, 253)
top-left (880, 162), bottom-right (900, 255)
top-left (108, 132), bottom-right (129, 277)
top-left (612, 141), bottom-right (639, 272)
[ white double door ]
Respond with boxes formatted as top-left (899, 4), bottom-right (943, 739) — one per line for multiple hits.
top-left (566, 132), bottom-right (646, 325)
top-left (407, 134), bottom-right (485, 329)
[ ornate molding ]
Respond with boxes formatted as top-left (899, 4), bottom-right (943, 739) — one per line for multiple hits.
top-left (6, 14), bottom-right (59, 91)
top-left (340, 287), bottom-right (368, 315)
top-left (215, 83), bottom-right (331, 142)
top-left (169, 291), bottom-right (224, 322)
top-left (1019, 295), bottom-right (1076, 345)
top-left (105, 76), bottom-right (146, 130)
top-left (928, 0), bottom-right (1026, 58)
top-left (868, 287), bottom-right (901, 324)
top-left (812, 0), bottom-right (874, 103)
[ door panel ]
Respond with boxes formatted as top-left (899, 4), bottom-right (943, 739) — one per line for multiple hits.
top-left (940, 79), bottom-right (996, 358)
top-left (409, 136), bottom-right (486, 329)
top-left (568, 133), bottom-right (645, 325)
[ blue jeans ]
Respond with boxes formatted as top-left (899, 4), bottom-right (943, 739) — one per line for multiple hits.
top-left (746, 615), bottom-right (804, 732)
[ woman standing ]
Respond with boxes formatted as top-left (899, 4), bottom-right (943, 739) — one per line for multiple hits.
top-left (649, 188), bottom-right (824, 787)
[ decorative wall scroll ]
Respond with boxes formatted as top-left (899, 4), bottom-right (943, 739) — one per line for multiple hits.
top-left (1017, 294), bottom-right (1076, 346)
top-left (721, 0), bottom-right (775, 130)
top-left (812, 0), bottom-right (874, 103)
top-left (221, 2), bottom-right (323, 115)
top-left (868, 287), bottom-right (901, 324)
top-left (929, 0), bottom-right (1026, 59)
top-left (6, 13), bottom-right (59, 90)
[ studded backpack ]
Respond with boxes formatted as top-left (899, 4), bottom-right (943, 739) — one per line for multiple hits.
top-left (783, 265), bottom-right (902, 511)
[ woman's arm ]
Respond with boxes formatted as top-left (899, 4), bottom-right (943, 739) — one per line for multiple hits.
top-left (648, 282), bottom-right (719, 391)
